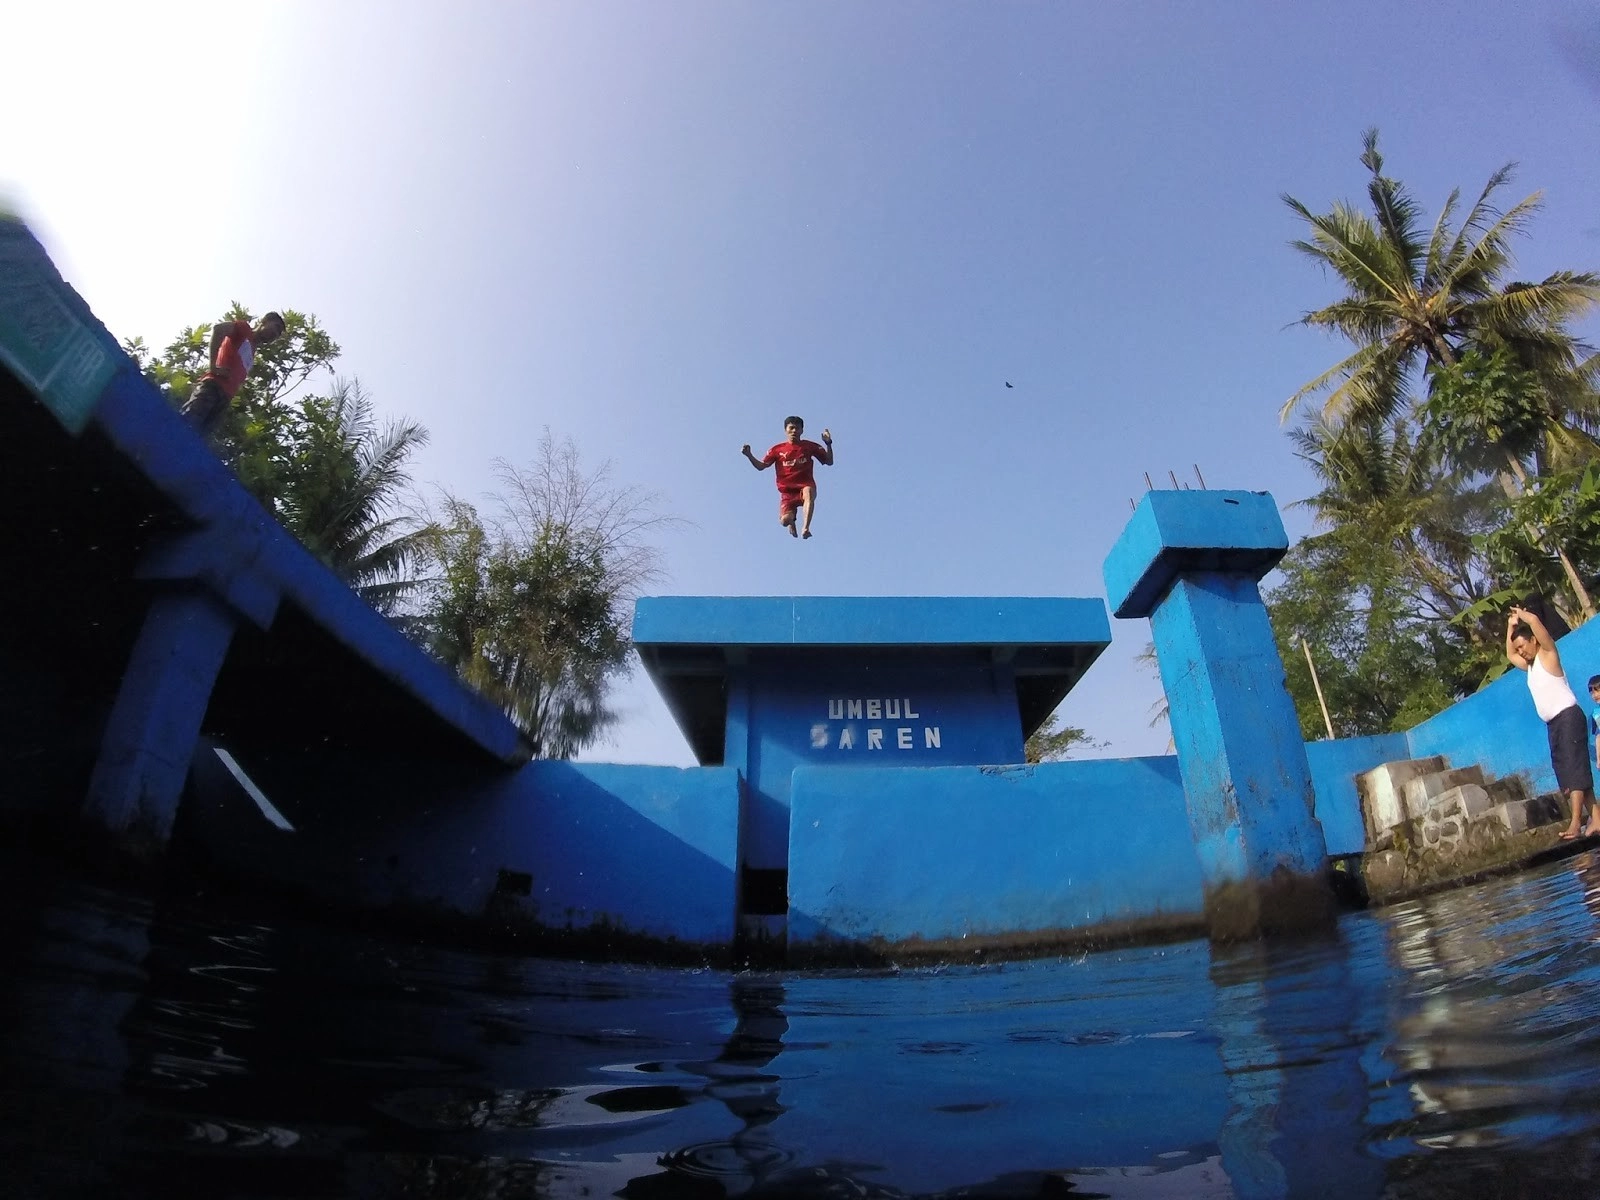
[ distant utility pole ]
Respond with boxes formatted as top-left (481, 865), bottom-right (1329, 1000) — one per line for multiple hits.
top-left (1300, 637), bottom-right (1335, 740)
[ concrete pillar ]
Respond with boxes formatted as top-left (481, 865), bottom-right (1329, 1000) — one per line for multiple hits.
top-left (83, 587), bottom-right (238, 852)
top-left (1104, 491), bottom-right (1333, 939)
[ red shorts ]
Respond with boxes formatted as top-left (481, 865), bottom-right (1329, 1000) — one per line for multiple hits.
top-left (778, 484), bottom-right (812, 517)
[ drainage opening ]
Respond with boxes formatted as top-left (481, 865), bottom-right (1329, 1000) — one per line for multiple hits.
top-left (740, 868), bottom-right (788, 916)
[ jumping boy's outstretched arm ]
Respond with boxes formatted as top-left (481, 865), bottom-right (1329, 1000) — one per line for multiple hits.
top-left (817, 428), bottom-right (834, 465)
top-left (740, 444), bottom-right (771, 471)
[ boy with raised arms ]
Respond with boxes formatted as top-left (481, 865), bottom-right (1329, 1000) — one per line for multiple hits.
top-left (741, 415), bottom-right (834, 539)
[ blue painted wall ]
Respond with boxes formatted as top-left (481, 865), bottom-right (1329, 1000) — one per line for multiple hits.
top-left (88, 360), bottom-right (526, 765)
top-left (1299, 611), bottom-right (1600, 850)
top-left (787, 756), bottom-right (1203, 950)
top-left (737, 654), bottom-right (1025, 872)
top-left (2, 219), bottom-right (525, 848)
top-left (1305, 733), bottom-right (1410, 855)
top-left (183, 749), bottom-right (740, 947)
top-left (506, 762), bottom-right (740, 941)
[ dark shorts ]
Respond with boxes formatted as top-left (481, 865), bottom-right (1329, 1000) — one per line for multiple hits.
top-left (1547, 704), bottom-right (1594, 794)
top-left (181, 377), bottom-right (230, 434)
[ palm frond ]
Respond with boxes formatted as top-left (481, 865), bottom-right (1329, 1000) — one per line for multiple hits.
top-left (1284, 198), bottom-right (1409, 303)
top-left (1421, 187), bottom-right (1462, 292)
top-left (1438, 191), bottom-right (1542, 298)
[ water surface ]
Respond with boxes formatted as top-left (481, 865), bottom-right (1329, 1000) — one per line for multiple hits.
top-left (5, 849), bottom-right (1600, 1197)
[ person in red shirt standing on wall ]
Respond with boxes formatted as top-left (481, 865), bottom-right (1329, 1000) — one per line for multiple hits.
top-left (741, 415), bottom-right (834, 539)
top-left (180, 311), bottom-right (286, 434)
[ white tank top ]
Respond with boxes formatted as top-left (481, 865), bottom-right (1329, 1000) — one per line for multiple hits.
top-left (1527, 656), bottom-right (1578, 722)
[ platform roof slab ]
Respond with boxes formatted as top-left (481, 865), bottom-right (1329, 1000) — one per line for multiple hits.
top-left (633, 595), bottom-right (1111, 766)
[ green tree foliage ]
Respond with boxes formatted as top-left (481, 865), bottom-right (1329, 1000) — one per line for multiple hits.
top-left (1270, 132), bottom-right (1600, 735)
top-left (127, 315), bottom-right (675, 747)
top-left (1268, 413), bottom-right (1508, 734)
top-left (1281, 129), bottom-right (1600, 431)
top-left (1268, 533), bottom-right (1475, 739)
top-left (1481, 465), bottom-right (1600, 605)
top-left (124, 312), bottom-right (428, 608)
top-left (415, 433), bottom-right (676, 758)
top-left (1023, 713), bottom-right (1103, 764)
top-left (278, 378), bottom-right (431, 614)
top-left (124, 306), bottom-right (340, 504)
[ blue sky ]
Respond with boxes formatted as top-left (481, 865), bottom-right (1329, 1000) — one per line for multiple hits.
top-left (5, 2), bottom-right (1598, 764)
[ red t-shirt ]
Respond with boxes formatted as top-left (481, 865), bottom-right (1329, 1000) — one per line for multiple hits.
top-left (764, 439), bottom-right (826, 490)
top-left (202, 320), bottom-right (259, 398)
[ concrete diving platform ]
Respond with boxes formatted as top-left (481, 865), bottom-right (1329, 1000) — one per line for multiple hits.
top-left (635, 595), bottom-right (1111, 944)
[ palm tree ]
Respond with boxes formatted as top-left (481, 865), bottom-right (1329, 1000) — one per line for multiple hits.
top-left (279, 378), bottom-right (431, 614)
top-left (1290, 415), bottom-right (1491, 626)
top-left (1282, 129), bottom-right (1600, 426)
top-left (1283, 129), bottom-right (1600, 616)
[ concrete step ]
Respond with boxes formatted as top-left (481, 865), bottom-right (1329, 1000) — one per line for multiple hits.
top-left (1485, 776), bottom-right (1532, 806)
top-left (1491, 793), bottom-right (1566, 835)
top-left (1356, 756), bottom-right (1451, 848)
top-left (1403, 766), bottom-right (1488, 822)
top-left (1417, 784), bottom-right (1492, 854)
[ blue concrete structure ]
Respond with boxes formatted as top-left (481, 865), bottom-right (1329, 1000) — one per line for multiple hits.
top-left (0, 216), bottom-right (527, 853)
top-left (14, 213), bottom-right (1600, 964)
top-left (182, 750), bottom-right (742, 952)
top-left (634, 595), bottom-right (1111, 944)
top-left (787, 756), bottom-right (1203, 956)
top-left (84, 590), bottom-right (241, 843)
top-left (1105, 491), bottom-right (1332, 938)
top-left (1306, 733), bottom-right (1410, 856)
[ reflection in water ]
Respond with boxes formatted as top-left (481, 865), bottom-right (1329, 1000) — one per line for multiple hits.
top-left (8, 849), bottom-right (1600, 1195)
top-left (1208, 934), bottom-right (1382, 1199)
top-left (1360, 855), bottom-right (1600, 1193)
top-left (642, 978), bottom-right (795, 1194)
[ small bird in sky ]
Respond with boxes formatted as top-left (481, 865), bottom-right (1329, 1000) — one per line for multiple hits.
top-left (1005, 381), bottom-right (1013, 388)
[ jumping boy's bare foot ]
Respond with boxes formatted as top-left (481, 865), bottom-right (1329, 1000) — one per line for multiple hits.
top-left (788, 521), bottom-right (798, 537)
top-left (802, 529), bottom-right (812, 539)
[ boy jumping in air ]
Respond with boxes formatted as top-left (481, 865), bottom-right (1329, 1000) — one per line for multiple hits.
top-left (742, 416), bottom-right (833, 538)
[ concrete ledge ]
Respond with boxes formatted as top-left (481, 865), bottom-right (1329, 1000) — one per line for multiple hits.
top-left (1356, 756), bottom-right (1448, 848)
top-left (1360, 804), bottom-right (1571, 905)
top-left (1103, 490), bottom-right (1287, 619)
top-left (634, 595), bottom-right (1111, 648)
